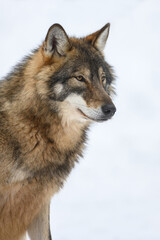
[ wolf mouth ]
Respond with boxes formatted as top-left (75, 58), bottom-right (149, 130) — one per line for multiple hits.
top-left (77, 108), bottom-right (91, 120)
top-left (77, 108), bottom-right (108, 122)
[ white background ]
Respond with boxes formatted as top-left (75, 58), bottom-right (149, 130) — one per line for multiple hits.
top-left (0, 0), bottom-right (160, 239)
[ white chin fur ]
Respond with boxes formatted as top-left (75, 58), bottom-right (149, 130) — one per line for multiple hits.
top-left (59, 94), bottom-right (104, 125)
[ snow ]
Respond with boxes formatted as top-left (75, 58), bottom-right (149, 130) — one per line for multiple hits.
top-left (0, 0), bottom-right (160, 239)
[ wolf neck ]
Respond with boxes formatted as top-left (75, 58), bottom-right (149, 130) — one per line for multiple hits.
top-left (4, 78), bottom-right (88, 154)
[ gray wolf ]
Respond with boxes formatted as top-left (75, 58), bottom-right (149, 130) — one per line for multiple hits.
top-left (0, 23), bottom-right (116, 240)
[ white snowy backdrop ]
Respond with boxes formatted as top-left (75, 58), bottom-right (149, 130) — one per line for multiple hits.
top-left (0, 0), bottom-right (160, 239)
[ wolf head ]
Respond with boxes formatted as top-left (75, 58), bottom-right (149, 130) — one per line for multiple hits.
top-left (37, 23), bottom-right (116, 125)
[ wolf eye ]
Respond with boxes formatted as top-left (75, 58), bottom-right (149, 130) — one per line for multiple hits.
top-left (102, 76), bottom-right (106, 86)
top-left (75, 76), bottom-right (85, 82)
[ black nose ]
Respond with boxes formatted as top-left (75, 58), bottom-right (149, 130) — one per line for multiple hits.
top-left (101, 103), bottom-right (116, 119)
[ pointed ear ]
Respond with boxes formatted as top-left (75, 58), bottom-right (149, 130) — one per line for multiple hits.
top-left (85, 23), bottom-right (110, 52)
top-left (44, 24), bottom-right (71, 57)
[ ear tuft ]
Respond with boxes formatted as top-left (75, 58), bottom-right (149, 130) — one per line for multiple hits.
top-left (86, 23), bottom-right (110, 52)
top-left (44, 24), bottom-right (71, 56)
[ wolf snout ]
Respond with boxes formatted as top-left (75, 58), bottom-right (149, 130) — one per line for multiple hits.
top-left (101, 103), bottom-right (116, 119)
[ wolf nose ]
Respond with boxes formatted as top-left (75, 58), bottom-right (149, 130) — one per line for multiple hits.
top-left (101, 103), bottom-right (116, 118)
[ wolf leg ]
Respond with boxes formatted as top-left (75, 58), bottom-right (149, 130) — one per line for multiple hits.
top-left (0, 179), bottom-right (56, 240)
top-left (28, 202), bottom-right (52, 240)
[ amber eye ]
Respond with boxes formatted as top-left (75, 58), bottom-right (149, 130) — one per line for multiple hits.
top-left (102, 76), bottom-right (106, 86)
top-left (75, 76), bottom-right (85, 82)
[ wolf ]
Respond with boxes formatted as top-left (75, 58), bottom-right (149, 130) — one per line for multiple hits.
top-left (0, 23), bottom-right (116, 240)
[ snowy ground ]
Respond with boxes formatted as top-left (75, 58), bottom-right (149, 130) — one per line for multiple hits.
top-left (0, 0), bottom-right (160, 239)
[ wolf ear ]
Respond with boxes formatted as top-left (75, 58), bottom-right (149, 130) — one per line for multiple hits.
top-left (44, 24), bottom-right (71, 57)
top-left (85, 23), bottom-right (110, 52)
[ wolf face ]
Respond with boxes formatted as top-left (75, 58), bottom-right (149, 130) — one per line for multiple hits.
top-left (37, 23), bottom-right (116, 125)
